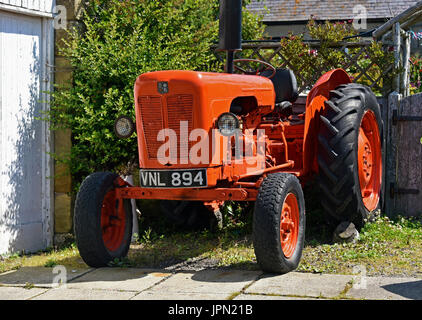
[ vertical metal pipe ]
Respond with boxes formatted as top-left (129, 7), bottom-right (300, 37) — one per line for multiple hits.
top-left (226, 51), bottom-right (235, 74)
top-left (218, 0), bottom-right (242, 74)
top-left (218, 0), bottom-right (242, 51)
top-left (393, 22), bottom-right (401, 93)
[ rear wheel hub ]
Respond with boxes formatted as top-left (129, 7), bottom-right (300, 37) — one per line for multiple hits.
top-left (358, 110), bottom-right (382, 211)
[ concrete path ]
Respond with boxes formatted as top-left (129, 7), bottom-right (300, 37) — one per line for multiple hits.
top-left (0, 266), bottom-right (421, 300)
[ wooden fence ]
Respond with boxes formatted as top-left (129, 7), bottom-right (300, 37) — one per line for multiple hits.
top-left (214, 40), bottom-right (395, 96)
top-left (386, 93), bottom-right (422, 218)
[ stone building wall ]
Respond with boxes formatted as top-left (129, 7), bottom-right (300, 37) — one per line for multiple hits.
top-left (53, 0), bottom-right (84, 237)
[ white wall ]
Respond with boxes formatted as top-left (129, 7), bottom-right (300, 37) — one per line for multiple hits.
top-left (0, 2), bottom-right (54, 254)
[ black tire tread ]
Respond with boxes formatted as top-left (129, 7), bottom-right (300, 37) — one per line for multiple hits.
top-left (317, 83), bottom-right (383, 228)
top-left (74, 172), bottom-right (132, 267)
top-left (253, 173), bottom-right (305, 273)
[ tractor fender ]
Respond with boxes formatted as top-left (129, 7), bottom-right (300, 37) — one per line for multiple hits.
top-left (302, 69), bottom-right (351, 177)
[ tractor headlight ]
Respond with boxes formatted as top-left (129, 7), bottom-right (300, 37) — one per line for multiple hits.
top-left (114, 115), bottom-right (135, 139)
top-left (217, 112), bottom-right (240, 136)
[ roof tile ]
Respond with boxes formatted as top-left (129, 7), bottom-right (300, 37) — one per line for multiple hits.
top-left (246, 0), bottom-right (419, 22)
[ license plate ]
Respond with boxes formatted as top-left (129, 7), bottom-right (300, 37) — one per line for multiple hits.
top-left (139, 169), bottom-right (208, 188)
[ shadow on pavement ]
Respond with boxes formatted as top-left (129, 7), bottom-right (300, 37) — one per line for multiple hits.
top-left (189, 269), bottom-right (261, 283)
top-left (382, 280), bottom-right (422, 300)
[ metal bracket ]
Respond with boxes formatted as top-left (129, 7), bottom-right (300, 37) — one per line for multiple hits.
top-left (392, 109), bottom-right (422, 125)
top-left (390, 182), bottom-right (420, 198)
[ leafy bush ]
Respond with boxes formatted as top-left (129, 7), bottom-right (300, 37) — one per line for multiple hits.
top-left (49, 0), bottom-right (265, 192)
top-left (410, 55), bottom-right (422, 95)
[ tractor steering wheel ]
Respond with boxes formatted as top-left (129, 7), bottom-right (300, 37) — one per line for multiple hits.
top-left (233, 59), bottom-right (276, 79)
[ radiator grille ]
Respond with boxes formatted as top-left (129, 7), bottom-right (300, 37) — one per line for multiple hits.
top-left (166, 94), bottom-right (194, 161)
top-left (138, 94), bottom-right (194, 161)
top-left (138, 96), bottom-right (163, 159)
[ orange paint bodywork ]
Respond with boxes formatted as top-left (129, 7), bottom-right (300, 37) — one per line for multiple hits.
top-left (123, 68), bottom-right (351, 202)
top-left (302, 69), bottom-right (351, 177)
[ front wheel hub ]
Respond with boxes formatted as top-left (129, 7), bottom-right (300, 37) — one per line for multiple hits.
top-left (101, 190), bottom-right (126, 252)
top-left (279, 193), bottom-right (299, 258)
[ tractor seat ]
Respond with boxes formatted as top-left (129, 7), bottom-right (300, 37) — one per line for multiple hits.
top-left (261, 68), bottom-right (298, 116)
top-left (262, 68), bottom-right (299, 103)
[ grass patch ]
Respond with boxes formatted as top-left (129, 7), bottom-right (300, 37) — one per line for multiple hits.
top-left (44, 259), bottom-right (58, 268)
top-left (298, 215), bottom-right (422, 276)
top-left (126, 200), bottom-right (259, 270)
top-left (0, 243), bottom-right (85, 274)
top-left (128, 225), bottom-right (259, 270)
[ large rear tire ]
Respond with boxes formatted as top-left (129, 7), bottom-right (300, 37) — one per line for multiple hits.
top-left (253, 173), bottom-right (306, 273)
top-left (74, 172), bottom-right (133, 267)
top-left (318, 83), bottom-right (383, 229)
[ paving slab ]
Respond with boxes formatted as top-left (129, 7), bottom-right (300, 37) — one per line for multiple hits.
top-left (148, 269), bottom-right (262, 295)
top-left (0, 267), bottom-right (92, 288)
top-left (346, 276), bottom-right (422, 300)
top-left (0, 286), bottom-right (48, 300)
top-left (234, 293), bottom-right (320, 300)
top-left (68, 268), bottom-right (172, 292)
top-left (32, 288), bottom-right (136, 300)
top-left (132, 291), bottom-right (230, 300)
top-left (245, 272), bottom-right (353, 298)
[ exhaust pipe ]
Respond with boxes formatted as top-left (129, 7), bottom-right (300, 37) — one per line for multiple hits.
top-left (217, 0), bottom-right (242, 73)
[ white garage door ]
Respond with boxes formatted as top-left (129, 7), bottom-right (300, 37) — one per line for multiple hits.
top-left (0, 9), bottom-right (53, 254)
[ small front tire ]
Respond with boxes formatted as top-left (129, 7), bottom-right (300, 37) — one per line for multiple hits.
top-left (253, 173), bottom-right (306, 273)
top-left (74, 172), bottom-right (133, 267)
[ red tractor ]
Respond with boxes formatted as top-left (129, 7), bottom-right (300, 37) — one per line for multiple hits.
top-left (74, 0), bottom-right (383, 273)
